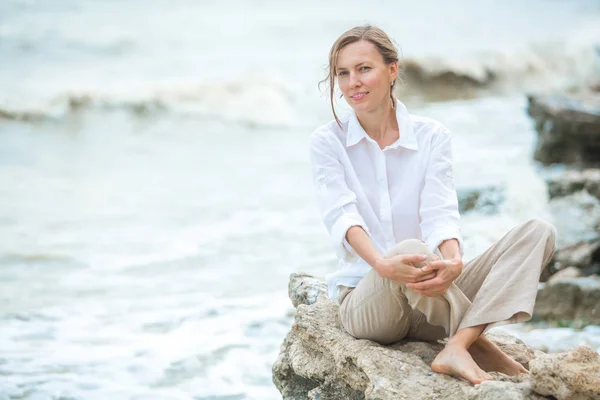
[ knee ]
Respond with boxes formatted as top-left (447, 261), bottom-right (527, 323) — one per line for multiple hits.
top-left (386, 238), bottom-right (430, 258)
top-left (524, 218), bottom-right (556, 241)
top-left (523, 218), bottom-right (557, 256)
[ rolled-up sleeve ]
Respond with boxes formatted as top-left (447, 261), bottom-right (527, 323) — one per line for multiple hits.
top-left (309, 131), bottom-right (369, 261)
top-left (419, 129), bottom-right (464, 255)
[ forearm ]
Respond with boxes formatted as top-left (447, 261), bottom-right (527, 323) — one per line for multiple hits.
top-left (438, 238), bottom-right (461, 261)
top-left (345, 225), bottom-right (384, 271)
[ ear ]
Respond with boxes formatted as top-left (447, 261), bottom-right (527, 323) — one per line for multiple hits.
top-left (389, 61), bottom-right (399, 84)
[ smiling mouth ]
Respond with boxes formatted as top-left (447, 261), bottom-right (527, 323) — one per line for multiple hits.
top-left (351, 92), bottom-right (368, 100)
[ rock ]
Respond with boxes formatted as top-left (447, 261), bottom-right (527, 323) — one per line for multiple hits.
top-left (288, 272), bottom-right (328, 308)
top-left (547, 169), bottom-right (600, 200)
top-left (274, 273), bottom-right (550, 399)
top-left (546, 191), bottom-right (600, 273)
top-left (400, 56), bottom-right (495, 101)
top-left (484, 332), bottom-right (538, 370)
top-left (527, 94), bottom-right (600, 166)
top-left (457, 186), bottom-right (505, 214)
top-left (547, 266), bottom-right (583, 283)
top-left (533, 276), bottom-right (600, 326)
top-left (553, 242), bottom-right (600, 276)
top-left (530, 346), bottom-right (600, 400)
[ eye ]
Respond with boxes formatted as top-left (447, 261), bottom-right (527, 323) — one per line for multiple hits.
top-left (337, 70), bottom-right (348, 76)
top-left (359, 66), bottom-right (371, 72)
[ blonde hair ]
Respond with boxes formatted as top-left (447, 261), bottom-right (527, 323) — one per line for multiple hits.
top-left (320, 25), bottom-right (401, 127)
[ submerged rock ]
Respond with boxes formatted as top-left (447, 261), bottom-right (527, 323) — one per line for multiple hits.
top-left (527, 94), bottom-right (600, 166)
top-left (530, 346), bottom-right (600, 400)
top-left (457, 186), bottom-right (505, 215)
top-left (273, 273), bottom-right (584, 400)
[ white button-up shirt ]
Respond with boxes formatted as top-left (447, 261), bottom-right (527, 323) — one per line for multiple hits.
top-left (309, 100), bottom-right (463, 300)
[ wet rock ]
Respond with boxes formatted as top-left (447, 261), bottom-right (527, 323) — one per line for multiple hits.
top-left (546, 168), bottom-right (600, 200)
top-left (547, 266), bottom-right (582, 283)
top-left (530, 346), bottom-right (600, 400)
top-left (527, 94), bottom-right (600, 166)
top-left (457, 186), bottom-right (505, 215)
top-left (552, 242), bottom-right (600, 277)
top-left (546, 191), bottom-right (600, 273)
top-left (274, 273), bottom-right (553, 400)
top-left (533, 276), bottom-right (600, 326)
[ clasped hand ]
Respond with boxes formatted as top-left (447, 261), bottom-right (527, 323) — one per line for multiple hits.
top-left (376, 254), bottom-right (463, 297)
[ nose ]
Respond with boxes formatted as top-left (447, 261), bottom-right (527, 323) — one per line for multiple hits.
top-left (349, 71), bottom-right (360, 88)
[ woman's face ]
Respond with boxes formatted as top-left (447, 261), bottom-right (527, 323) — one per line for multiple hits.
top-left (335, 40), bottom-right (397, 113)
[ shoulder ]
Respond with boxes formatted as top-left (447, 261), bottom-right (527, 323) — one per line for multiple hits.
top-left (309, 116), bottom-right (349, 151)
top-left (409, 114), bottom-right (453, 149)
top-left (410, 114), bottom-right (451, 137)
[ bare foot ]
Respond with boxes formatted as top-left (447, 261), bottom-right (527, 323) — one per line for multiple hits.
top-left (432, 344), bottom-right (493, 384)
top-left (469, 336), bottom-right (528, 376)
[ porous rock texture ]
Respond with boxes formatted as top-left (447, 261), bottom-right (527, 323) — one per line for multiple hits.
top-left (272, 273), bottom-right (600, 399)
top-left (530, 346), bottom-right (600, 400)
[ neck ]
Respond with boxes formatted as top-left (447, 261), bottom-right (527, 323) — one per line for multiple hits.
top-left (355, 98), bottom-right (398, 143)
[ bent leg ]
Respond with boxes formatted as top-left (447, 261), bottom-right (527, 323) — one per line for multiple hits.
top-left (339, 239), bottom-right (471, 345)
top-left (387, 239), bottom-right (472, 338)
top-left (455, 218), bottom-right (556, 332)
top-left (339, 268), bottom-right (413, 345)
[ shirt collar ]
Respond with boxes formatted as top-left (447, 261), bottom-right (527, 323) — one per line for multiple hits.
top-left (345, 99), bottom-right (418, 151)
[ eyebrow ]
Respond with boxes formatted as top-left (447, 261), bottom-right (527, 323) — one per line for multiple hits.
top-left (337, 62), bottom-right (368, 70)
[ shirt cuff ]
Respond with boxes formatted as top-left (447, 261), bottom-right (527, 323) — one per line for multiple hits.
top-left (424, 228), bottom-right (464, 258)
top-left (331, 212), bottom-right (369, 261)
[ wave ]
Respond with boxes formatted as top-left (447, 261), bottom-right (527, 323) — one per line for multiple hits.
top-left (0, 77), bottom-right (300, 127)
top-left (400, 27), bottom-right (600, 101)
top-left (2, 28), bottom-right (599, 123)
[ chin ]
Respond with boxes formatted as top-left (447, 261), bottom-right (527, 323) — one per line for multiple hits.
top-left (350, 99), bottom-right (374, 113)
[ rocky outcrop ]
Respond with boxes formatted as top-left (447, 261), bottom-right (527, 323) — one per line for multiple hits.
top-left (533, 276), bottom-right (600, 327)
top-left (546, 190), bottom-right (600, 275)
top-left (530, 346), bottom-right (600, 400)
top-left (547, 169), bottom-right (600, 200)
top-left (273, 274), bottom-right (600, 400)
top-left (527, 94), bottom-right (600, 166)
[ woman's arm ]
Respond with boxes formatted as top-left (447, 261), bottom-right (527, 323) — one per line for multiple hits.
top-left (346, 226), bottom-right (436, 284)
top-left (408, 238), bottom-right (463, 295)
top-left (439, 238), bottom-right (461, 261)
top-left (310, 130), bottom-right (434, 284)
top-left (309, 130), bottom-right (369, 262)
top-left (411, 128), bottom-right (464, 296)
top-left (418, 128), bottom-right (464, 256)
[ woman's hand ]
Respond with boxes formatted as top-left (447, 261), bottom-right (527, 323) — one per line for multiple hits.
top-left (375, 254), bottom-right (437, 284)
top-left (406, 258), bottom-right (463, 297)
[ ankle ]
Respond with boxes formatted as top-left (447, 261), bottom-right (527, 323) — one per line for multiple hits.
top-left (469, 337), bottom-right (487, 350)
top-left (446, 338), bottom-right (470, 350)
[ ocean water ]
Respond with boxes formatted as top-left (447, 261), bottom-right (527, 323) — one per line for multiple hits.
top-left (1, 1), bottom-right (600, 399)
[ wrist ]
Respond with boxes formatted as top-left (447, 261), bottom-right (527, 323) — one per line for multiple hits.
top-left (451, 258), bottom-right (463, 276)
top-left (374, 257), bottom-right (389, 274)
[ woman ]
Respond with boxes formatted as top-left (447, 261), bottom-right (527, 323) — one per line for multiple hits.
top-left (309, 25), bottom-right (556, 385)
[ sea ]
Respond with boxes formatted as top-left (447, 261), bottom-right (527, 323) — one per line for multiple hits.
top-left (1, 0), bottom-right (600, 399)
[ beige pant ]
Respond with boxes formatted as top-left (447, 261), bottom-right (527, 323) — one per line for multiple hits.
top-left (338, 218), bottom-right (556, 344)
